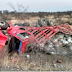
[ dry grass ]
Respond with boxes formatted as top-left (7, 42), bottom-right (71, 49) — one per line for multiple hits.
top-left (0, 14), bottom-right (72, 71)
top-left (6, 14), bottom-right (72, 26)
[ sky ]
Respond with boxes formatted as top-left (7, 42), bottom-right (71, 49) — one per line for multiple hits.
top-left (0, 0), bottom-right (72, 12)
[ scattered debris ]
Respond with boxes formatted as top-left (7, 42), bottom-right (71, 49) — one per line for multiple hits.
top-left (53, 64), bottom-right (57, 68)
top-left (60, 65), bottom-right (63, 68)
top-left (13, 58), bottom-right (18, 62)
top-left (27, 55), bottom-right (30, 59)
top-left (0, 20), bottom-right (72, 59)
top-left (57, 60), bottom-right (62, 63)
top-left (69, 46), bottom-right (72, 51)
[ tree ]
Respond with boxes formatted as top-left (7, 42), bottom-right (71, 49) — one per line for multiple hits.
top-left (7, 2), bottom-right (29, 22)
top-left (3, 10), bottom-right (9, 15)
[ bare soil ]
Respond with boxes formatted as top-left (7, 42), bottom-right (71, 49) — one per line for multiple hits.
top-left (0, 16), bottom-right (72, 71)
top-left (0, 45), bottom-right (72, 71)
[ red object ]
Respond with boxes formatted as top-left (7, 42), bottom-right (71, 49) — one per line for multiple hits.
top-left (57, 60), bottom-right (62, 63)
top-left (13, 58), bottom-right (17, 62)
top-left (0, 27), bottom-right (1, 30)
top-left (0, 31), bottom-right (7, 53)
top-left (0, 22), bottom-right (72, 53)
top-left (8, 25), bottom-right (59, 52)
top-left (58, 23), bottom-right (72, 35)
top-left (7, 23), bottom-right (72, 53)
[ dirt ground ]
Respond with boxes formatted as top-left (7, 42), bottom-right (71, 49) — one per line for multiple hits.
top-left (0, 45), bottom-right (72, 71)
top-left (7, 15), bottom-right (72, 26)
top-left (0, 16), bottom-right (72, 71)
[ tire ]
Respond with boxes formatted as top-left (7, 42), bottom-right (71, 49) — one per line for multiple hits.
top-left (15, 23), bottom-right (22, 26)
top-left (0, 20), bottom-right (9, 30)
top-left (36, 20), bottom-right (40, 27)
top-left (36, 18), bottom-right (54, 27)
top-left (33, 24), bottom-right (40, 27)
top-left (47, 19), bottom-right (54, 26)
top-left (38, 18), bottom-right (47, 27)
top-left (22, 22), bottom-right (30, 27)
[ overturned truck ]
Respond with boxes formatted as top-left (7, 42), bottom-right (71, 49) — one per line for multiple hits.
top-left (0, 20), bottom-right (72, 54)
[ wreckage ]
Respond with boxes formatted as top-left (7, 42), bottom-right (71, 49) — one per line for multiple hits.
top-left (0, 20), bottom-right (72, 54)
